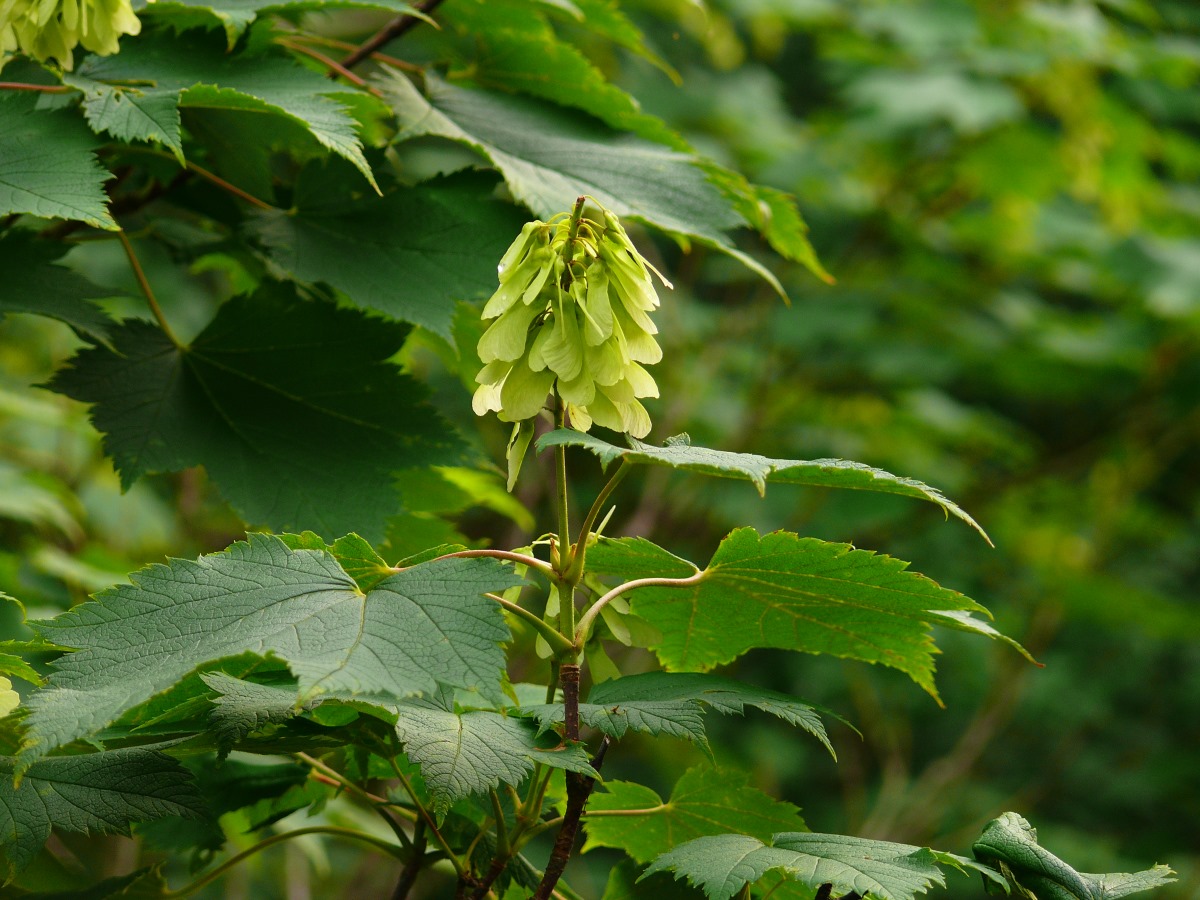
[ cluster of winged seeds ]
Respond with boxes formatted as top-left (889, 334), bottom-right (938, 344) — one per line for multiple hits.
top-left (472, 203), bottom-right (669, 445)
top-left (1, 0), bottom-right (140, 69)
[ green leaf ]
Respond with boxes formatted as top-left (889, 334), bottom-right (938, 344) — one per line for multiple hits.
top-left (276, 532), bottom-right (396, 592)
top-left (538, 429), bottom-right (989, 542)
top-left (251, 168), bottom-right (528, 338)
top-left (66, 33), bottom-right (376, 187)
top-left (7, 865), bottom-right (168, 898)
top-left (523, 671), bottom-right (835, 757)
top-left (381, 72), bottom-right (743, 244)
top-left (585, 536), bottom-right (699, 581)
top-left (391, 698), bottom-right (599, 816)
top-left (0, 232), bottom-right (116, 341)
top-left (48, 283), bottom-right (462, 540)
top-left (619, 527), bottom-right (1015, 701)
top-left (0, 748), bottom-right (203, 882)
top-left (643, 832), bottom-right (962, 900)
top-left (201, 673), bottom-right (312, 749)
top-left (0, 94), bottom-right (115, 230)
top-left (972, 812), bottom-right (1175, 899)
top-left (437, 0), bottom-right (686, 148)
top-left (141, 0), bottom-right (423, 45)
top-left (584, 766), bottom-right (807, 864)
top-left (20, 535), bottom-right (521, 764)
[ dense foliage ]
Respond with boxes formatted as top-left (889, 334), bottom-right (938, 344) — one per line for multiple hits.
top-left (0, 0), bottom-right (1194, 898)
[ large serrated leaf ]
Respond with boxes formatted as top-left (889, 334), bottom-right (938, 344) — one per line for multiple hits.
top-left (251, 168), bottom-right (528, 338)
top-left (48, 283), bottom-right (461, 540)
top-left (643, 832), bottom-right (967, 900)
top-left (65, 33), bottom-right (375, 186)
top-left (20, 535), bottom-right (521, 765)
top-left (523, 671), bottom-right (835, 757)
top-left (538, 429), bottom-right (988, 542)
top-left (391, 698), bottom-right (599, 816)
top-left (584, 766), bottom-right (807, 865)
top-left (0, 94), bottom-right (115, 230)
top-left (972, 812), bottom-right (1176, 899)
top-left (617, 527), bottom-right (1020, 700)
top-left (0, 231), bottom-right (118, 342)
top-left (0, 748), bottom-right (203, 882)
top-left (141, 0), bottom-right (423, 44)
top-left (380, 71), bottom-right (742, 244)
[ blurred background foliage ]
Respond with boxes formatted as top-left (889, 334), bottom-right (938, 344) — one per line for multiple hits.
top-left (1, 0), bottom-right (1197, 897)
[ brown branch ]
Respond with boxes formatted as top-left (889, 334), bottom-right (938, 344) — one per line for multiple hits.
top-left (337, 0), bottom-right (448, 72)
top-left (533, 666), bottom-right (608, 900)
top-left (0, 82), bottom-right (69, 93)
top-left (391, 821), bottom-right (427, 900)
top-left (278, 38), bottom-right (384, 96)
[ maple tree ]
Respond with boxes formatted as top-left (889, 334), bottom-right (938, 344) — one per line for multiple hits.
top-left (0, 1), bottom-right (1183, 898)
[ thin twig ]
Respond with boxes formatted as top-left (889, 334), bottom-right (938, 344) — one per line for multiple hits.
top-left (338, 0), bottom-right (448, 71)
top-left (0, 81), bottom-right (70, 92)
top-left (433, 548), bottom-right (556, 578)
top-left (297, 753), bottom-right (413, 849)
top-left (117, 230), bottom-right (182, 348)
top-left (278, 37), bottom-right (383, 95)
top-left (532, 733), bottom-right (611, 899)
top-left (575, 569), bottom-right (704, 645)
top-left (391, 820), bottom-right (428, 900)
top-left (389, 756), bottom-right (471, 881)
top-left (285, 32), bottom-right (421, 72)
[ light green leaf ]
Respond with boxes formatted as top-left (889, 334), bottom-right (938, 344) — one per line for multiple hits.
top-left (141, 0), bottom-right (423, 45)
top-left (391, 698), bottom-right (599, 816)
top-left (0, 748), bottom-right (203, 882)
top-left (586, 536), bottom-right (700, 580)
top-left (381, 72), bottom-right (743, 244)
top-left (48, 283), bottom-right (462, 540)
top-left (251, 168), bottom-right (528, 338)
top-left (0, 94), bottom-right (115, 230)
top-left (643, 832), bottom-right (961, 900)
top-left (0, 460), bottom-right (81, 541)
top-left (0, 231), bottom-right (117, 341)
top-left (584, 766), bottom-right (807, 864)
top-left (523, 671), bottom-right (835, 757)
top-left (20, 535), bottom-right (521, 764)
top-left (66, 33), bottom-right (376, 187)
top-left (538, 429), bottom-right (989, 542)
top-left (972, 812), bottom-right (1175, 899)
top-left (619, 527), bottom-right (1016, 700)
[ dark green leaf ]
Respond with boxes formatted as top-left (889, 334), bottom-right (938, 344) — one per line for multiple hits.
top-left (251, 169), bottom-right (528, 338)
top-left (381, 72), bottom-right (743, 243)
top-left (0, 94), bottom-right (115, 230)
top-left (21, 535), bottom-right (520, 764)
top-left (538, 429), bottom-right (989, 542)
top-left (584, 765), bottom-right (808, 864)
top-left (0, 748), bottom-right (203, 882)
top-left (48, 283), bottom-right (462, 539)
top-left (0, 232), bottom-right (117, 341)
top-left (141, 0), bottom-right (423, 44)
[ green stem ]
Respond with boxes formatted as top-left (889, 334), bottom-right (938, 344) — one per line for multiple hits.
top-left (118, 230), bottom-right (182, 349)
top-left (161, 826), bottom-right (405, 897)
top-left (581, 804), bottom-right (669, 817)
top-left (564, 460), bottom-right (630, 584)
top-left (575, 570), bottom-right (704, 646)
top-left (553, 404), bottom-right (578, 645)
top-left (489, 789), bottom-right (510, 858)
top-left (437, 547), bottom-right (556, 579)
top-left (296, 752), bottom-right (412, 849)
top-left (389, 756), bottom-right (468, 879)
top-left (486, 593), bottom-right (575, 655)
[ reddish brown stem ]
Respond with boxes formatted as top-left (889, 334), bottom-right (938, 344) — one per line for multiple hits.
top-left (337, 0), bottom-right (447, 72)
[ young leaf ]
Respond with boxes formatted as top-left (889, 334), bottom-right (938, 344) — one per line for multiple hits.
top-left (251, 169), bottom-right (528, 339)
top-left (391, 698), bottom-right (599, 816)
top-left (584, 766), bottom-right (808, 864)
top-left (380, 72), bottom-right (743, 245)
top-left (0, 748), bottom-right (203, 882)
top-left (0, 94), bottom-right (115, 230)
top-left (65, 32), bottom-right (376, 186)
top-left (523, 671), bottom-right (836, 757)
top-left (620, 527), bottom-right (1019, 701)
top-left (48, 283), bottom-right (462, 540)
top-left (972, 812), bottom-right (1176, 898)
top-left (537, 429), bottom-right (989, 542)
top-left (643, 832), bottom-right (959, 900)
top-left (0, 232), bottom-right (116, 342)
top-left (20, 535), bottom-right (521, 764)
